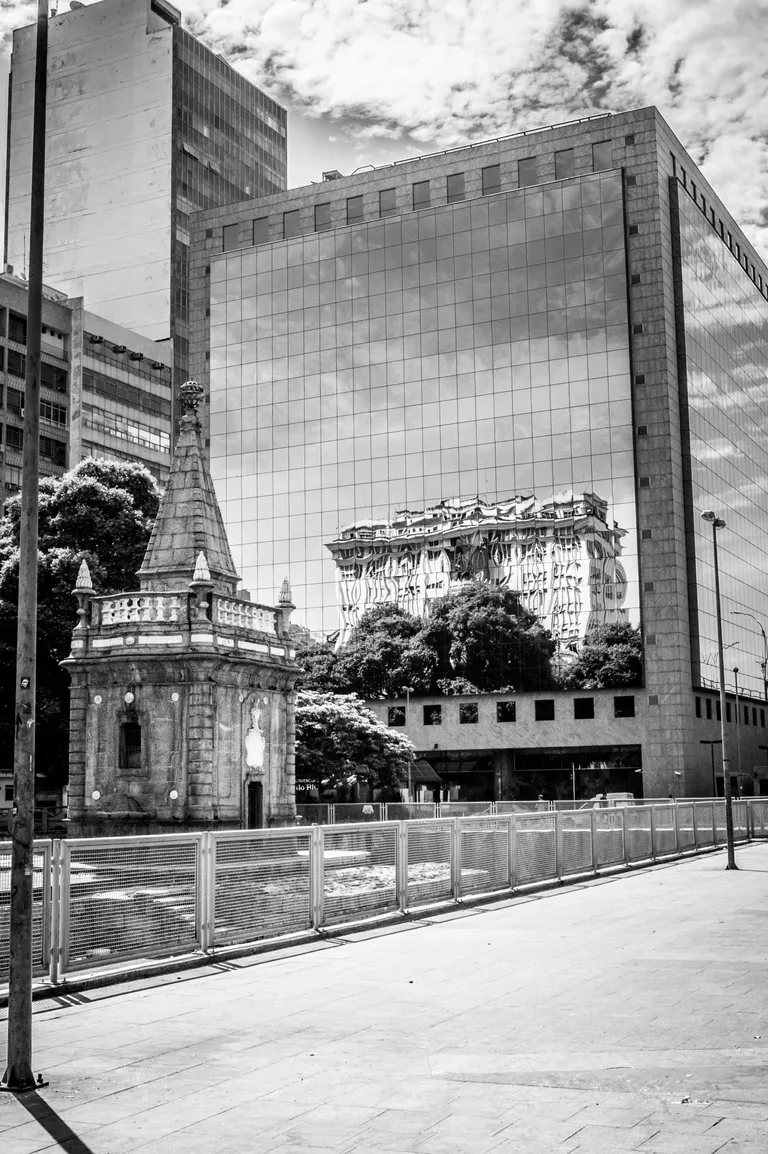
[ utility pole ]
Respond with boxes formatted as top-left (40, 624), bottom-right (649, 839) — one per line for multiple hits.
top-left (2, 0), bottom-right (49, 1093)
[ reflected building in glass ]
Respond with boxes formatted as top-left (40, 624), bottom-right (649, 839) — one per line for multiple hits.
top-left (191, 107), bottom-right (768, 798)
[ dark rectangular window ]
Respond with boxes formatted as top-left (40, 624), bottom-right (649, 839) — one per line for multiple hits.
top-left (726, 702), bottom-right (732, 722)
top-left (459, 703), bottom-right (478, 724)
top-left (446, 173), bottom-right (465, 203)
top-left (40, 435), bottom-right (66, 466)
top-left (222, 223), bottom-right (239, 251)
top-left (423, 704), bottom-right (441, 726)
top-left (252, 217), bottom-right (269, 245)
top-left (535, 699), bottom-right (555, 721)
top-left (283, 209), bottom-right (300, 239)
top-left (695, 696), bottom-right (701, 718)
top-left (5, 425), bottom-right (23, 449)
top-left (761, 709), bottom-right (765, 728)
top-left (716, 700), bottom-right (721, 721)
top-left (517, 157), bottom-right (537, 187)
top-left (41, 362), bottom-right (68, 392)
top-left (8, 312), bottom-right (27, 344)
top-left (379, 188), bottom-right (397, 218)
top-left (753, 707), bottom-right (758, 726)
top-left (744, 706), bottom-right (750, 725)
top-left (7, 387), bottom-right (23, 416)
top-left (574, 698), bottom-right (594, 720)
top-left (705, 698), bottom-right (712, 719)
top-left (412, 181), bottom-right (430, 209)
top-left (481, 164), bottom-right (501, 195)
top-left (614, 696), bottom-right (635, 718)
top-left (314, 203), bottom-right (331, 232)
top-left (592, 141), bottom-right (612, 171)
top-left (8, 349), bottom-right (25, 378)
top-left (119, 721), bottom-right (142, 770)
top-left (496, 701), bottom-right (516, 722)
top-left (388, 706), bottom-right (405, 727)
top-left (346, 195), bottom-right (364, 224)
top-left (555, 149), bottom-right (575, 179)
top-left (41, 399), bottom-right (67, 425)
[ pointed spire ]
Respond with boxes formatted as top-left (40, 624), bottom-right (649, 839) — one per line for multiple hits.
top-left (138, 382), bottom-right (240, 595)
top-left (278, 576), bottom-right (294, 606)
top-left (73, 559), bottom-right (93, 593)
top-left (192, 551), bottom-right (211, 584)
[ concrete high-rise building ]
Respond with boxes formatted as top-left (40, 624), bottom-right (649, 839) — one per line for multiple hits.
top-left (5, 0), bottom-right (286, 388)
top-left (189, 107), bottom-right (768, 798)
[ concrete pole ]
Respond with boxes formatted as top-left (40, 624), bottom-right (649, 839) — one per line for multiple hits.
top-left (709, 518), bottom-right (737, 869)
top-left (3, 0), bottom-right (48, 1092)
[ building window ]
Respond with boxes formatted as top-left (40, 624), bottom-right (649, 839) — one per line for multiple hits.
top-left (41, 362), bottom-right (68, 392)
top-left (706, 698), bottom-right (712, 719)
top-left (423, 704), bottom-right (441, 725)
top-left (222, 223), bottom-right (239, 251)
top-left (695, 696), bottom-right (701, 717)
top-left (614, 696), bottom-right (635, 718)
top-left (726, 702), bottom-right (732, 722)
top-left (496, 701), bottom-right (516, 722)
top-left (535, 699), bottom-right (555, 721)
top-left (446, 173), bottom-right (465, 203)
top-left (39, 435), bottom-right (66, 466)
top-left (555, 149), bottom-right (575, 180)
top-left (459, 703), bottom-right (478, 724)
top-left (648, 694), bottom-right (659, 706)
top-left (8, 350), bottom-right (25, 378)
top-left (283, 209), bottom-right (300, 239)
top-left (592, 141), bottom-right (612, 171)
top-left (8, 312), bottom-right (27, 344)
top-left (388, 706), bottom-right (405, 727)
top-left (716, 700), bottom-right (721, 721)
top-left (253, 217), bottom-right (269, 245)
top-left (573, 698), bottom-right (594, 720)
top-left (517, 157), bottom-right (537, 187)
top-left (412, 181), bottom-right (430, 210)
top-left (119, 720), bottom-right (142, 770)
top-left (481, 164), bottom-right (501, 195)
top-left (753, 707), bottom-right (758, 726)
top-left (7, 387), bottom-right (23, 416)
top-left (744, 706), bottom-right (750, 725)
top-left (314, 203), bottom-right (331, 232)
top-left (346, 195), bottom-right (364, 224)
top-left (762, 710), bottom-right (765, 728)
top-left (5, 425), bottom-right (23, 449)
top-left (379, 188), bottom-right (397, 218)
top-left (4, 784), bottom-right (12, 802)
top-left (41, 399), bottom-right (67, 425)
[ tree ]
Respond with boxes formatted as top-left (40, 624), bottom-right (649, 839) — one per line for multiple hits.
top-left (291, 631), bottom-right (345, 692)
top-left (561, 622), bottom-right (643, 689)
top-left (0, 460), bottom-right (159, 786)
top-left (420, 584), bottom-right (556, 692)
top-left (295, 690), bottom-right (415, 793)
top-left (334, 603), bottom-right (437, 697)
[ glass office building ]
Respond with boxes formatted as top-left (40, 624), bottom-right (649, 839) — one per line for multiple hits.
top-left (209, 170), bottom-right (638, 639)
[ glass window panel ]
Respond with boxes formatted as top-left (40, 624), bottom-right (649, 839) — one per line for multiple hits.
top-left (379, 188), bottom-right (397, 217)
top-left (314, 202), bottom-right (331, 232)
top-left (283, 209), bottom-right (300, 239)
top-left (252, 217), bottom-right (269, 245)
top-left (413, 180), bottom-right (431, 209)
top-left (346, 196), bottom-right (364, 224)
top-left (555, 149), bottom-right (575, 180)
top-left (518, 157), bottom-right (538, 187)
top-left (447, 172), bottom-right (466, 203)
top-left (222, 223), bottom-right (239, 251)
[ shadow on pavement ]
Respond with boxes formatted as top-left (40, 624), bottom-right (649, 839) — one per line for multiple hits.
top-left (12, 1090), bottom-right (96, 1153)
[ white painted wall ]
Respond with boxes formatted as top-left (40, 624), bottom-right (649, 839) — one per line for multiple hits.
top-left (6, 0), bottom-right (173, 340)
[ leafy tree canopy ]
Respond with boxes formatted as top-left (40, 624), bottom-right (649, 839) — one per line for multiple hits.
top-left (295, 690), bottom-right (414, 791)
top-left (561, 622), bottom-right (643, 689)
top-left (333, 603), bottom-right (437, 697)
top-left (0, 459), bottom-right (159, 783)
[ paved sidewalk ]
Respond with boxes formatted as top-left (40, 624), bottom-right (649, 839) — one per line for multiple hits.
top-left (2, 843), bottom-right (768, 1154)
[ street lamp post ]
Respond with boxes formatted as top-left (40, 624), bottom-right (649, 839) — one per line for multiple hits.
top-left (733, 667), bottom-right (742, 798)
top-left (732, 610), bottom-right (768, 703)
top-left (701, 510), bottom-right (737, 868)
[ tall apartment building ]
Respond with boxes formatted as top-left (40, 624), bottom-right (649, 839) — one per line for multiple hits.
top-left (0, 269), bottom-right (173, 496)
top-left (189, 107), bottom-right (768, 798)
top-left (5, 0), bottom-right (286, 390)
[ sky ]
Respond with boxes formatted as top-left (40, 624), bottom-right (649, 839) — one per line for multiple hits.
top-left (0, 0), bottom-right (767, 254)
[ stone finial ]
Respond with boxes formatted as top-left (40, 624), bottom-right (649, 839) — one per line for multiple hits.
top-left (179, 379), bottom-right (205, 415)
top-left (73, 559), bottom-right (93, 594)
top-left (278, 577), bottom-right (294, 606)
top-left (192, 551), bottom-right (212, 584)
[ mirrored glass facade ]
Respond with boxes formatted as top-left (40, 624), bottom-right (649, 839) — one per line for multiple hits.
top-left (678, 189), bottom-right (768, 698)
top-left (209, 170), bottom-right (638, 639)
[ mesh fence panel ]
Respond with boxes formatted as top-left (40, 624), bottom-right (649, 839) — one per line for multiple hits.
top-left (387, 803), bottom-right (437, 822)
top-left (695, 803), bottom-right (715, 846)
top-left (515, 814), bottom-right (556, 884)
top-left (406, 820), bottom-right (453, 906)
top-left (213, 831), bottom-right (312, 945)
top-left (676, 805), bottom-right (695, 850)
top-left (752, 800), bottom-right (768, 835)
top-left (713, 801), bottom-right (727, 844)
top-left (653, 805), bottom-right (678, 856)
top-left (496, 801), bottom-right (548, 815)
top-left (593, 811), bottom-right (625, 867)
top-left (296, 804), bottom-right (332, 825)
top-left (625, 807), bottom-right (653, 862)
top-left (561, 812), bottom-right (593, 875)
top-left (459, 818), bottom-right (509, 896)
top-left (440, 801), bottom-right (495, 817)
top-left (65, 836), bottom-right (199, 971)
top-left (334, 803), bottom-right (383, 823)
top-left (732, 801), bottom-right (748, 840)
top-left (322, 822), bottom-right (398, 924)
top-left (0, 841), bottom-right (49, 983)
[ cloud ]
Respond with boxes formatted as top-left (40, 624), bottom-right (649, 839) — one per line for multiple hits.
top-left (178, 0), bottom-right (768, 254)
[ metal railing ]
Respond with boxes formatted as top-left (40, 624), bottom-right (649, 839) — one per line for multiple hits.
top-left (297, 798), bottom-right (734, 823)
top-left (1, 799), bottom-right (765, 991)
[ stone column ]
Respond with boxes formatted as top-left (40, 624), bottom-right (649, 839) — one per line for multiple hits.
top-left (187, 678), bottom-right (215, 820)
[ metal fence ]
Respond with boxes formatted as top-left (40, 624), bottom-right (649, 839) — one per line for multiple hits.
top-left (297, 798), bottom-right (740, 823)
top-left (1, 799), bottom-right (764, 991)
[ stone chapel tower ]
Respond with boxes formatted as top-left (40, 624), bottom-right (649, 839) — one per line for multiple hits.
top-left (63, 381), bottom-right (298, 833)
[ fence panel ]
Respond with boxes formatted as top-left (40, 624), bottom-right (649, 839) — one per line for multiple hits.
top-left (713, 801), bottom-right (727, 845)
top-left (387, 803), bottom-right (437, 822)
top-left (676, 804), bottom-right (695, 851)
top-left (296, 804), bottom-right (332, 825)
top-left (439, 801), bottom-right (495, 818)
top-left (695, 802), bottom-right (715, 846)
top-left (212, 830), bottom-right (312, 946)
top-left (652, 804), bottom-right (677, 856)
top-left (63, 835), bottom-right (200, 973)
top-left (593, 810), bottom-right (625, 867)
top-left (332, 803), bottom-right (384, 824)
top-left (625, 807), bottom-right (653, 862)
top-left (405, 820), bottom-right (453, 907)
top-left (732, 801), bottom-right (748, 841)
top-left (560, 812), bottom-right (593, 875)
top-left (751, 799), bottom-right (768, 835)
top-left (515, 813), bottom-right (557, 884)
top-left (0, 840), bottom-right (51, 984)
top-left (321, 821), bottom-right (399, 925)
top-left (496, 801), bottom-right (548, 815)
top-left (459, 818), bottom-right (509, 896)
